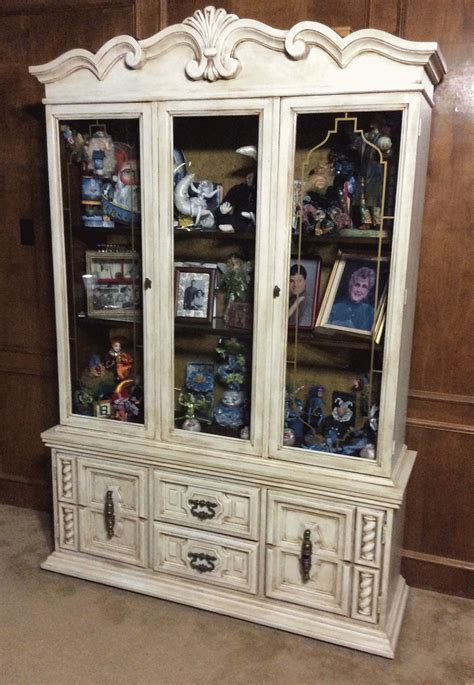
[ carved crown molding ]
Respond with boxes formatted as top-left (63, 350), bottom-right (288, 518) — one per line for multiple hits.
top-left (29, 5), bottom-right (446, 85)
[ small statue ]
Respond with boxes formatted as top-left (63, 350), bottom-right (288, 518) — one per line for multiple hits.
top-left (217, 254), bottom-right (253, 325)
top-left (322, 392), bottom-right (356, 444)
top-left (215, 145), bottom-right (257, 233)
top-left (305, 385), bottom-right (326, 433)
top-left (177, 391), bottom-right (209, 431)
top-left (84, 130), bottom-right (115, 178)
top-left (104, 337), bottom-right (133, 381)
top-left (174, 173), bottom-right (220, 228)
top-left (284, 386), bottom-right (305, 445)
top-left (111, 379), bottom-right (141, 422)
top-left (214, 337), bottom-right (248, 429)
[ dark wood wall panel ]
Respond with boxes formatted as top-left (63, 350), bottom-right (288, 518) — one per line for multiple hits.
top-left (0, 0), bottom-right (139, 510)
top-left (1, 0), bottom-right (472, 596)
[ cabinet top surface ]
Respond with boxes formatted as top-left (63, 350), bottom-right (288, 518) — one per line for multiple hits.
top-left (29, 6), bottom-right (446, 99)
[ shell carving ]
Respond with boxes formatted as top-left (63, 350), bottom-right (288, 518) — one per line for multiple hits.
top-left (183, 6), bottom-right (241, 81)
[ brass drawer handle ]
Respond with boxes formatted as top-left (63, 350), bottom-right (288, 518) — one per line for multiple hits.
top-left (300, 529), bottom-right (312, 582)
top-left (104, 490), bottom-right (115, 539)
top-left (188, 552), bottom-right (217, 573)
top-left (188, 499), bottom-right (218, 521)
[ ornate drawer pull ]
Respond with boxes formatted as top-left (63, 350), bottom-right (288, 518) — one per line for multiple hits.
top-left (188, 552), bottom-right (217, 573)
top-left (188, 499), bottom-right (218, 521)
top-left (104, 490), bottom-right (115, 539)
top-left (300, 529), bottom-right (312, 582)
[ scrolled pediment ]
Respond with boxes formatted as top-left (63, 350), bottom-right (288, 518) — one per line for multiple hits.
top-left (29, 5), bottom-right (446, 86)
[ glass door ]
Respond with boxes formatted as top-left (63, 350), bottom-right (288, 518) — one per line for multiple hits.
top-left (55, 113), bottom-right (147, 428)
top-left (160, 100), bottom-right (275, 455)
top-left (272, 104), bottom-right (403, 470)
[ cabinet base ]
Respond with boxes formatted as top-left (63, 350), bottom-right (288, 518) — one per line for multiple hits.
top-left (41, 551), bottom-right (408, 658)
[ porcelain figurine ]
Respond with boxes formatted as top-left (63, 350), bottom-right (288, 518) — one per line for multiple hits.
top-left (214, 337), bottom-right (248, 430)
top-left (322, 392), bottom-right (356, 443)
top-left (104, 337), bottom-right (133, 381)
top-left (174, 173), bottom-right (220, 228)
top-left (214, 388), bottom-right (246, 428)
top-left (177, 391), bottom-right (210, 431)
top-left (85, 130), bottom-right (115, 178)
top-left (111, 379), bottom-right (140, 422)
top-left (305, 385), bottom-right (326, 432)
top-left (215, 145), bottom-right (257, 233)
top-left (78, 354), bottom-right (116, 399)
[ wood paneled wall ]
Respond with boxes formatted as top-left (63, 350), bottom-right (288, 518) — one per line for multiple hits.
top-left (1, 0), bottom-right (472, 597)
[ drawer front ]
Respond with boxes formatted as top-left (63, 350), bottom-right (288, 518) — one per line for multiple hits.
top-left (79, 508), bottom-right (147, 567)
top-left (153, 523), bottom-right (258, 594)
top-left (154, 471), bottom-right (260, 540)
top-left (77, 458), bottom-right (148, 518)
top-left (265, 491), bottom-right (355, 615)
top-left (267, 491), bottom-right (355, 559)
top-left (266, 547), bottom-right (351, 615)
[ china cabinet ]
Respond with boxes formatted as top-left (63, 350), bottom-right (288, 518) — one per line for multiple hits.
top-left (30, 7), bottom-right (445, 657)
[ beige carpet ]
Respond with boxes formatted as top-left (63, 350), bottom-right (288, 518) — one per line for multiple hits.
top-left (0, 503), bottom-right (472, 685)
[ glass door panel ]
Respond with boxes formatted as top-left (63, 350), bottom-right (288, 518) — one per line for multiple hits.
top-left (284, 110), bottom-right (401, 462)
top-left (172, 115), bottom-right (258, 440)
top-left (59, 117), bottom-right (144, 424)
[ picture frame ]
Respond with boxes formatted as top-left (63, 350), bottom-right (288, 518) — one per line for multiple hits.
top-left (175, 266), bottom-right (216, 323)
top-left (288, 257), bottom-right (322, 329)
top-left (315, 252), bottom-right (389, 337)
top-left (84, 251), bottom-right (141, 320)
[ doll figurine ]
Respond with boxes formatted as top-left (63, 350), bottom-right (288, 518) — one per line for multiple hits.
top-left (305, 385), bottom-right (326, 432)
top-left (215, 145), bottom-right (257, 233)
top-left (104, 337), bottom-right (133, 381)
top-left (111, 379), bottom-right (140, 422)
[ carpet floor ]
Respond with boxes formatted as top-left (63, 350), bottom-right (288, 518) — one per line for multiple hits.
top-left (0, 503), bottom-right (472, 684)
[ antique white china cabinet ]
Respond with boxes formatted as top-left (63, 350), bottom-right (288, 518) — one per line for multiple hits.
top-left (30, 6), bottom-right (445, 657)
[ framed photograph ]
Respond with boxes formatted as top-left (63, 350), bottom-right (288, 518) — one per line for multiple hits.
top-left (315, 252), bottom-right (389, 337)
top-left (84, 251), bottom-right (141, 320)
top-left (288, 257), bottom-right (322, 329)
top-left (175, 266), bottom-right (216, 323)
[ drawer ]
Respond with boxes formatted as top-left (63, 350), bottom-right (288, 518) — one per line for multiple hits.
top-left (266, 546), bottom-right (351, 615)
top-left (153, 522), bottom-right (258, 595)
top-left (265, 491), bottom-right (355, 615)
top-left (77, 458), bottom-right (148, 518)
top-left (153, 470), bottom-right (261, 540)
top-left (267, 491), bottom-right (355, 558)
top-left (79, 508), bottom-right (147, 567)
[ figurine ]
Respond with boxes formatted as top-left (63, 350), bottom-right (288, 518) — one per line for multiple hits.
top-left (112, 379), bottom-right (141, 422)
top-left (104, 337), bottom-right (133, 381)
top-left (177, 391), bottom-right (209, 431)
top-left (284, 386), bottom-right (305, 444)
top-left (217, 254), bottom-right (253, 325)
top-left (353, 118), bottom-right (393, 228)
top-left (215, 145), bottom-right (257, 233)
top-left (214, 337), bottom-right (248, 429)
top-left (85, 130), bottom-right (115, 178)
top-left (322, 392), bottom-right (356, 444)
top-left (174, 173), bottom-right (220, 228)
top-left (78, 355), bottom-right (116, 399)
top-left (305, 385), bottom-right (326, 432)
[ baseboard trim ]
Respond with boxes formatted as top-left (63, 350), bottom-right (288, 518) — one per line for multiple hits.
top-left (402, 549), bottom-right (474, 571)
top-left (41, 550), bottom-right (407, 658)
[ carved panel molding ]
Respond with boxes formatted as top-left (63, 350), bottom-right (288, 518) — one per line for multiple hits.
top-left (29, 4), bottom-right (446, 85)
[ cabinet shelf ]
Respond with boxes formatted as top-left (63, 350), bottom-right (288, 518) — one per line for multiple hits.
top-left (291, 234), bottom-right (391, 249)
top-left (175, 318), bottom-right (252, 339)
top-left (174, 229), bottom-right (255, 242)
top-left (292, 330), bottom-right (382, 351)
